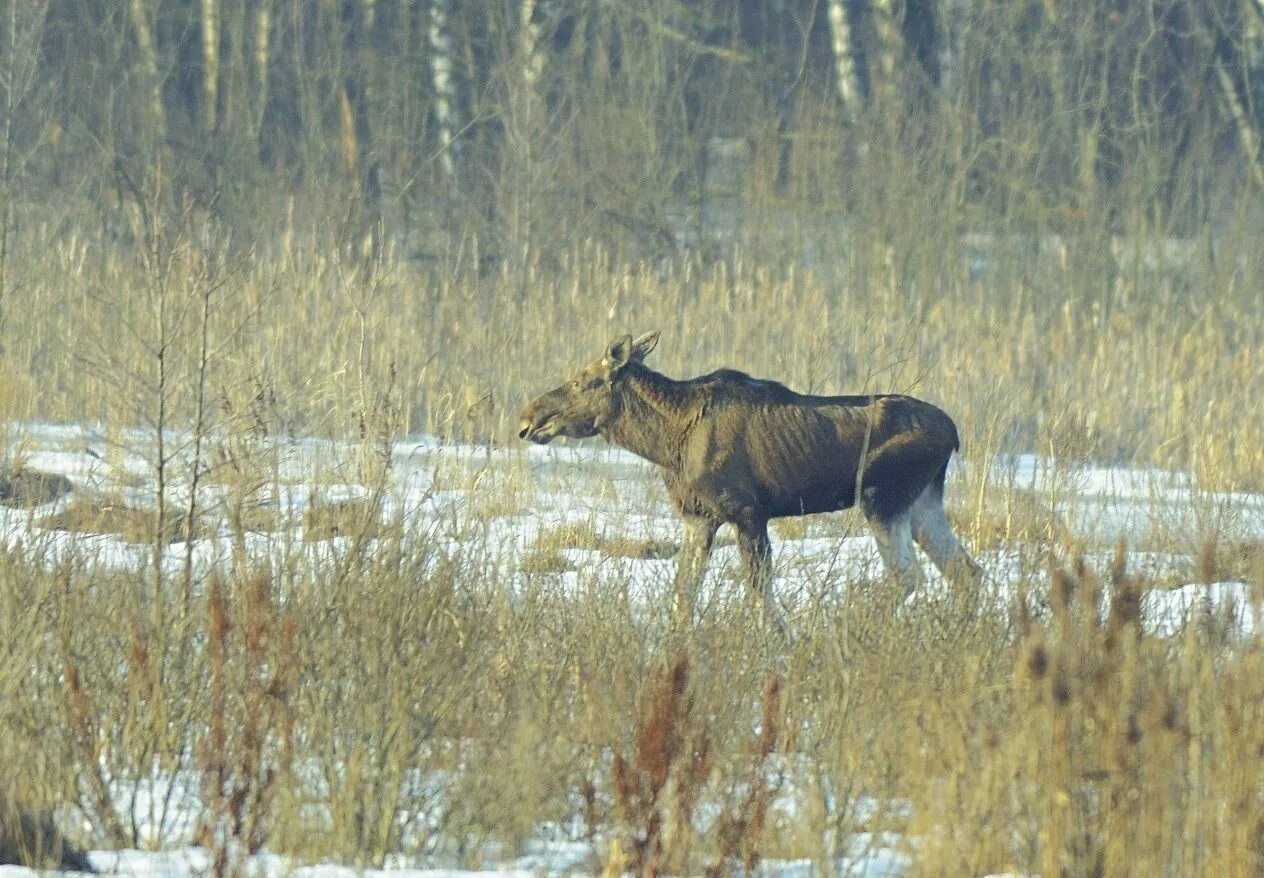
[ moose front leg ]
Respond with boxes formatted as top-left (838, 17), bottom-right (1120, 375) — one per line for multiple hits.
top-left (736, 520), bottom-right (788, 636)
top-left (674, 515), bottom-right (718, 623)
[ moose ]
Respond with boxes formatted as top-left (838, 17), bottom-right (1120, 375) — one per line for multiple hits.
top-left (519, 331), bottom-right (982, 628)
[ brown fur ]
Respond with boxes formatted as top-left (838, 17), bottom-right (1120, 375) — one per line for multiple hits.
top-left (520, 332), bottom-right (981, 626)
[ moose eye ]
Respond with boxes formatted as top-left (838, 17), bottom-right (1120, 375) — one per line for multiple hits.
top-left (586, 377), bottom-right (604, 390)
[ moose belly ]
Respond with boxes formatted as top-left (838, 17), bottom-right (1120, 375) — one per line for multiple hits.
top-left (763, 478), bottom-right (855, 518)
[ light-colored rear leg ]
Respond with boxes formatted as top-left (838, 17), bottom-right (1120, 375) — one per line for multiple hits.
top-left (910, 486), bottom-right (983, 587)
top-left (868, 511), bottom-right (922, 598)
top-left (674, 516), bottom-right (718, 623)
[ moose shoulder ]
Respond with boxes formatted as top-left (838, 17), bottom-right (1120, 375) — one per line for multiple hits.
top-left (519, 331), bottom-right (982, 628)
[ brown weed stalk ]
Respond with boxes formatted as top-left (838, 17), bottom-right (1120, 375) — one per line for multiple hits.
top-left (610, 653), bottom-right (710, 876)
top-left (708, 671), bottom-right (785, 876)
top-left (197, 570), bottom-right (296, 878)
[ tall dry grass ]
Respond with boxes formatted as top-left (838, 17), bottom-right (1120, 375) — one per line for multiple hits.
top-left (0, 146), bottom-right (1259, 873)
top-left (9, 200), bottom-right (1264, 493)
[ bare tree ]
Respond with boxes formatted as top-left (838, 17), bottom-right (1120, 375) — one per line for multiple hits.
top-left (4, 0), bottom-right (1263, 257)
top-left (1186, 0), bottom-right (1264, 188)
top-left (0, 0), bottom-right (49, 328)
top-left (127, 0), bottom-right (166, 144)
top-left (339, 0), bottom-right (382, 264)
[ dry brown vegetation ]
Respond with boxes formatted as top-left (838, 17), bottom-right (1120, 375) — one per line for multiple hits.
top-left (0, 435), bottom-right (1260, 874)
top-left (5, 216), bottom-right (1260, 497)
top-left (0, 212), bottom-right (1257, 872)
top-left (37, 497), bottom-right (203, 545)
top-left (0, 200), bottom-right (1255, 874)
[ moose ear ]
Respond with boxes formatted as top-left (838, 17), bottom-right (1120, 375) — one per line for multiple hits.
top-left (631, 330), bottom-right (660, 361)
top-left (604, 334), bottom-right (635, 371)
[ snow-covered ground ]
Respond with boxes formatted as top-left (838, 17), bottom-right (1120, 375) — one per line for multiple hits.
top-left (1, 423), bottom-right (1260, 876)
top-left (0, 838), bottom-right (909, 878)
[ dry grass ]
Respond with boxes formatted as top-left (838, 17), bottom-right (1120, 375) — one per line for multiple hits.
top-left (0, 147), bottom-right (1260, 873)
top-left (5, 202), bottom-right (1261, 493)
top-left (603, 536), bottom-right (678, 561)
top-left (1203, 537), bottom-right (1264, 584)
top-left (37, 496), bottom-right (205, 545)
top-left (301, 497), bottom-right (382, 542)
top-left (0, 467), bottom-right (1260, 872)
top-left (907, 555), bottom-right (1264, 875)
top-left (533, 521), bottom-right (677, 560)
top-left (518, 547), bottom-right (574, 575)
top-left (532, 521), bottom-right (606, 553)
top-left (957, 488), bottom-right (1070, 551)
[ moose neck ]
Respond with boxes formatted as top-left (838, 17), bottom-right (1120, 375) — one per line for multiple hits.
top-left (600, 364), bottom-right (697, 469)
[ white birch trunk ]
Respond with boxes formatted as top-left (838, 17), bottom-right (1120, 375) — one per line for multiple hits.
top-left (520, 0), bottom-right (544, 96)
top-left (826, 0), bottom-right (862, 115)
top-left (870, 0), bottom-right (906, 108)
top-left (252, 1), bottom-right (271, 144)
top-left (202, 0), bottom-right (219, 132)
top-left (429, 0), bottom-right (458, 179)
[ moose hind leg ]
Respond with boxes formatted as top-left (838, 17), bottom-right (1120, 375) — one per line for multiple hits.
top-left (736, 521), bottom-right (787, 635)
top-left (674, 516), bottom-right (718, 622)
top-left (910, 485), bottom-right (983, 587)
top-left (867, 511), bottom-right (922, 598)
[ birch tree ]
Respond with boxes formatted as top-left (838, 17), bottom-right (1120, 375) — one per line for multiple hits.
top-left (202, 0), bottom-right (219, 133)
top-left (826, 0), bottom-right (861, 116)
top-left (251, 0), bottom-right (271, 156)
top-left (429, 0), bottom-right (459, 181)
